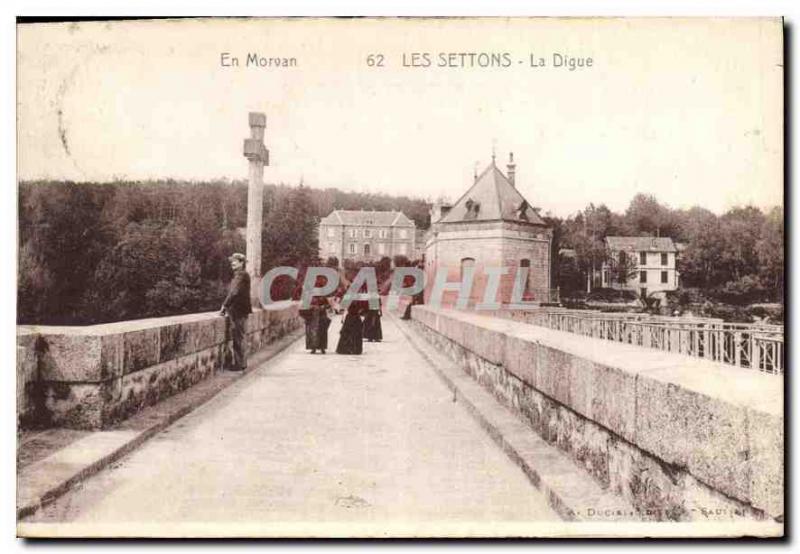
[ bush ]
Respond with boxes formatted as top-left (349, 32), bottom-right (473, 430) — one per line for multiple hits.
top-left (710, 275), bottom-right (768, 305)
top-left (586, 288), bottom-right (638, 303)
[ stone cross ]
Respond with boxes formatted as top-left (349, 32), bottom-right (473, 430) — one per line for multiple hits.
top-left (243, 112), bottom-right (269, 307)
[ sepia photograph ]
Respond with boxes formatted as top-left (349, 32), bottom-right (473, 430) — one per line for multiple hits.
top-left (14, 16), bottom-right (784, 539)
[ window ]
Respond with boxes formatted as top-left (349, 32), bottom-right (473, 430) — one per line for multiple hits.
top-left (378, 243), bottom-right (386, 255)
top-left (639, 252), bottom-right (647, 265)
top-left (398, 243), bottom-right (407, 255)
top-left (520, 259), bottom-right (531, 292)
top-left (364, 229), bottom-right (372, 238)
top-left (640, 270), bottom-right (647, 283)
top-left (349, 243), bottom-right (356, 254)
top-left (379, 229), bottom-right (388, 239)
top-left (327, 227), bottom-right (335, 238)
top-left (328, 242), bottom-right (336, 252)
top-left (460, 257), bottom-right (475, 280)
top-left (661, 271), bottom-right (668, 284)
top-left (365, 219), bottom-right (374, 225)
top-left (364, 244), bottom-right (371, 256)
top-left (661, 253), bottom-right (668, 266)
top-left (399, 229), bottom-right (408, 239)
top-left (619, 251), bottom-right (627, 265)
top-left (348, 228), bottom-right (357, 239)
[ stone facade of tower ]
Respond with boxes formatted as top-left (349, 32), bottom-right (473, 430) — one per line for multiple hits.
top-left (424, 154), bottom-right (553, 306)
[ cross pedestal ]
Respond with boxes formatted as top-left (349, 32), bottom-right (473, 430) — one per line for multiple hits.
top-left (243, 112), bottom-right (269, 307)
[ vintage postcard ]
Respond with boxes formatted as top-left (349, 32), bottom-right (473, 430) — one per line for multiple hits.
top-left (15, 17), bottom-right (783, 538)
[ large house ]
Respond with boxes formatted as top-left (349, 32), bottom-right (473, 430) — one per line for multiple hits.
top-left (318, 209), bottom-right (416, 265)
top-left (424, 153), bottom-right (554, 306)
top-left (598, 236), bottom-right (680, 298)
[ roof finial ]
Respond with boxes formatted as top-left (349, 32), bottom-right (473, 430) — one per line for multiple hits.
top-left (473, 161), bottom-right (479, 182)
top-left (507, 151), bottom-right (516, 188)
top-left (491, 139), bottom-right (497, 164)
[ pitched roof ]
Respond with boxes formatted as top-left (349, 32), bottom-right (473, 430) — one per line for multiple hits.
top-left (605, 236), bottom-right (677, 252)
top-left (319, 209), bottom-right (415, 227)
top-left (440, 161), bottom-right (546, 225)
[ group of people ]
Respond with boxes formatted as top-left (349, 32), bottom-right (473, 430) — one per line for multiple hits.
top-left (299, 295), bottom-right (383, 355)
top-left (218, 252), bottom-right (387, 372)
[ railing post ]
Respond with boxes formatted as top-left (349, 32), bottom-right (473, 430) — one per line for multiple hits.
top-left (752, 335), bottom-right (761, 371)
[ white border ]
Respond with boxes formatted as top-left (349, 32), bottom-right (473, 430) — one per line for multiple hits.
top-left (4, 2), bottom-right (795, 553)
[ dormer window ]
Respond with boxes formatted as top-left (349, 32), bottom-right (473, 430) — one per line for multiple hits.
top-left (464, 198), bottom-right (481, 220)
top-left (517, 200), bottom-right (529, 221)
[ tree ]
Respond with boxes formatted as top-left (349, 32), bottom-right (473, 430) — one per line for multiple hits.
top-left (262, 184), bottom-right (320, 271)
top-left (676, 207), bottom-right (724, 288)
top-left (718, 206), bottom-right (765, 282)
top-left (83, 221), bottom-right (191, 322)
top-left (625, 193), bottom-right (671, 236)
top-left (756, 206), bottom-right (783, 299)
top-left (608, 249), bottom-right (639, 287)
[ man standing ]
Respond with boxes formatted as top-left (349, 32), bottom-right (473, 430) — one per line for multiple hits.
top-left (220, 253), bottom-right (252, 371)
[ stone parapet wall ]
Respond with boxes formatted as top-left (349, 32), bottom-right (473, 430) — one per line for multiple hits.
top-left (408, 305), bottom-right (783, 522)
top-left (17, 302), bottom-right (301, 430)
top-left (17, 332), bottom-right (40, 428)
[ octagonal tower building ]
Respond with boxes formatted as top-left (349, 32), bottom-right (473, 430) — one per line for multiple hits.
top-left (424, 153), bottom-right (553, 307)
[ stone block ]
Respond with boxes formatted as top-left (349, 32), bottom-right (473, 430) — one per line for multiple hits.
top-left (17, 345), bottom-right (39, 425)
top-left (158, 323), bottom-right (186, 361)
top-left (38, 333), bottom-right (123, 383)
top-left (635, 369), bottom-right (750, 506)
top-left (569, 413), bottom-right (610, 487)
top-left (123, 328), bottom-right (161, 374)
top-left (535, 344), bottom-right (572, 407)
top-left (568, 356), bottom-right (595, 421)
top-left (471, 325), bottom-right (506, 366)
top-left (591, 362), bottom-right (638, 443)
top-left (258, 308), bottom-right (271, 331)
top-left (503, 333), bottom-right (537, 386)
top-left (682, 471), bottom-right (759, 522)
top-left (43, 381), bottom-right (107, 429)
top-left (415, 306), bottom-right (436, 331)
top-left (748, 409), bottom-right (784, 518)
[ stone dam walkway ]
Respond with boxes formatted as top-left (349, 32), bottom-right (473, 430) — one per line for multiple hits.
top-left (24, 313), bottom-right (558, 534)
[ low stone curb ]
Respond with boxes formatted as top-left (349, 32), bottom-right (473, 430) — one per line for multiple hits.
top-left (390, 311), bottom-right (640, 522)
top-left (17, 328), bottom-right (304, 521)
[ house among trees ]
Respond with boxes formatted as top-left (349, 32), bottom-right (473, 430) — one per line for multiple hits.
top-left (598, 236), bottom-right (680, 299)
top-left (318, 209), bottom-right (416, 265)
top-left (424, 153), bottom-right (553, 306)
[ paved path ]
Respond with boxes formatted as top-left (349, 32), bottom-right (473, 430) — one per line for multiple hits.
top-left (27, 314), bottom-right (557, 535)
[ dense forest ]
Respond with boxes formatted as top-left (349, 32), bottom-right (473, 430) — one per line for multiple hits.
top-left (18, 180), bottom-right (430, 325)
top-left (550, 194), bottom-right (784, 307)
top-left (18, 180), bottom-right (782, 325)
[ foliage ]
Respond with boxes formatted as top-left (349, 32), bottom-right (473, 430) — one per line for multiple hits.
top-left (17, 179), bottom-right (428, 324)
top-left (550, 195), bottom-right (783, 303)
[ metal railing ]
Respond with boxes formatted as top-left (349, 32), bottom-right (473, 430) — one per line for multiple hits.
top-left (521, 288), bottom-right (561, 305)
top-left (497, 309), bottom-right (784, 375)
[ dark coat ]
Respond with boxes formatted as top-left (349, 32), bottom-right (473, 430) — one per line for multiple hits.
top-left (363, 300), bottom-right (383, 342)
top-left (300, 303), bottom-right (331, 350)
top-left (223, 269), bottom-right (253, 319)
top-left (336, 303), bottom-right (363, 355)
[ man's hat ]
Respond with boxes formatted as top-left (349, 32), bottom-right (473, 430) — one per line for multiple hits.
top-left (229, 252), bottom-right (246, 263)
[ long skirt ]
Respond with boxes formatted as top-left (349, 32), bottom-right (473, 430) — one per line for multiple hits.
top-left (363, 311), bottom-right (383, 342)
top-left (336, 314), bottom-right (363, 354)
top-left (302, 309), bottom-right (330, 351)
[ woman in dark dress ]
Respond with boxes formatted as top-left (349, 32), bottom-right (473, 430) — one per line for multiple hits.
top-left (300, 297), bottom-right (331, 354)
top-left (336, 301), bottom-right (364, 355)
top-left (362, 296), bottom-right (383, 342)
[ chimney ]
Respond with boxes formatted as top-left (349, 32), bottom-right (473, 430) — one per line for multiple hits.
top-left (507, 152), bottom-right (516, 187)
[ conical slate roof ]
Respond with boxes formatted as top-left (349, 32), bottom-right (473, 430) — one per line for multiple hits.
top-left (440, 161), bottom-right (545, 225)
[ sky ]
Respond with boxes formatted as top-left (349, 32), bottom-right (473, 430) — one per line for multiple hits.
top-left (17, 17), bottom-right (783, 217)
